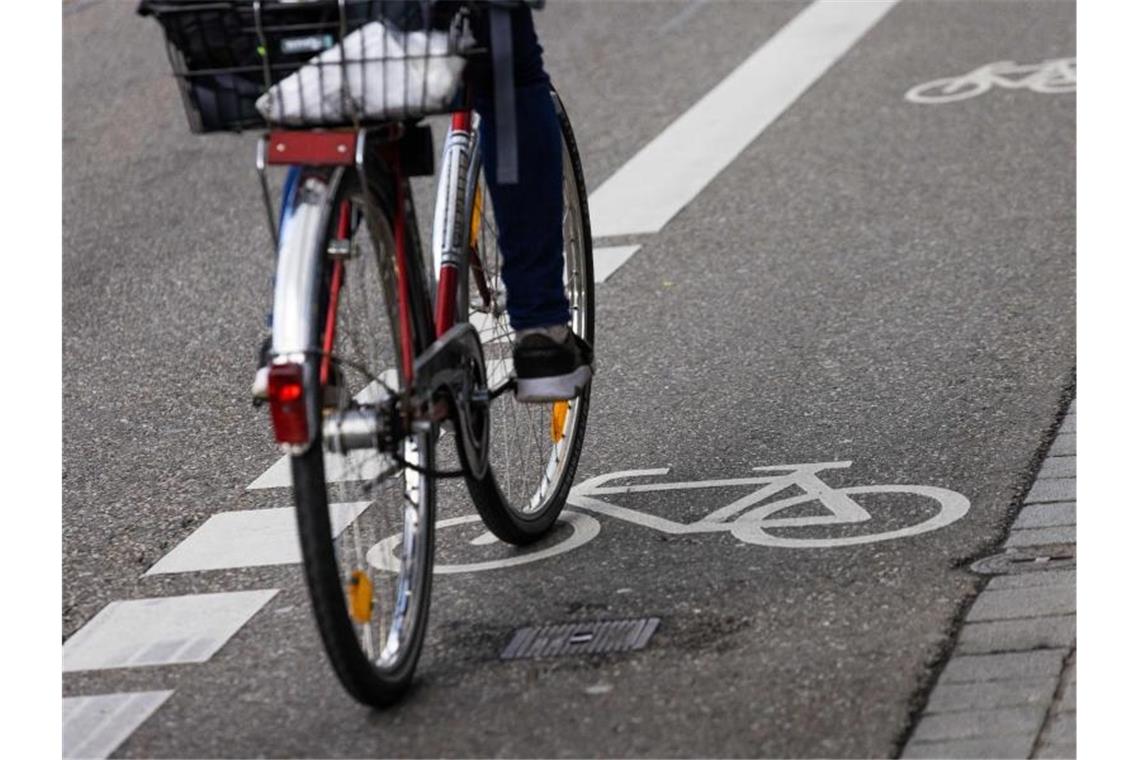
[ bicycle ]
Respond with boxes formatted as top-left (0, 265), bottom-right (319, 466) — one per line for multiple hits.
top-left (141, 0), bottom-right (593, 707)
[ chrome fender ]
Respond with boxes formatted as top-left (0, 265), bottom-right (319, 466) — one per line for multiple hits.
top-left (272, 174), bottom-right (336, 363)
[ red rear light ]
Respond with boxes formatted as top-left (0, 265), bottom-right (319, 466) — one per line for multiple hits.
top-left (268, 364), bottom-right (310, 444)
top-left (275, 381), bottom-right (303, 403)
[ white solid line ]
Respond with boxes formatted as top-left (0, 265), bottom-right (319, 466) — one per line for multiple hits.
top-left (64, 691), bottom-right (173, 760)
top-left (588, 0), bottom-right (899, 238)
top-left (63, 590), bottom-right (278, 672)
top-left (593, 244), bottom-right (642, 283)
top-left (144, 502), bottom-right (370, 575)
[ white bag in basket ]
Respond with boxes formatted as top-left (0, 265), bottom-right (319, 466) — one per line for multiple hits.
top-left (255, 21), bottom-right (466, 125)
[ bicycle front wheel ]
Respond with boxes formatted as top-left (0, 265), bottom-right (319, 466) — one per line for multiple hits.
top-left (459, 91), bottom-right (595, 544)
top-left (288, 166), bottom-right (436, 707)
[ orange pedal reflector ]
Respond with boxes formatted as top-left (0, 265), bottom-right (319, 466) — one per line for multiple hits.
top-left (347, 570), bottom-right (373, 624)
top-left (551, 401), bottom-right (569, 443)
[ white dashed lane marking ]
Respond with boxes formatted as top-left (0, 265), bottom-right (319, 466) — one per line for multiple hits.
top-left (63, 590), bottom-right (278, 672)
top-left (63, 691), bottom-right (173, 760)
top-left (592, 245), bottom-right (642, 283)
top-left (145, 502), bottom-right (371, 575)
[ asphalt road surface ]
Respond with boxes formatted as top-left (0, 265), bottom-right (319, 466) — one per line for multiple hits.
top-left (63, 0), bottom-right (1075, 757)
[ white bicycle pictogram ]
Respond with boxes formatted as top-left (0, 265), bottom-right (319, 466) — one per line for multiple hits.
top-left (368, 461), bottom-right (970, 574)
top-left (905, 57), bottom-right (1075, 104)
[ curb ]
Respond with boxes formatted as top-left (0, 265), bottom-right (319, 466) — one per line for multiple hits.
top-left (902, 401), bottom-right (1076, 759)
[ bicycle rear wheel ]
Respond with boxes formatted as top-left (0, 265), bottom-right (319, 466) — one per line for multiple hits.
top-left (288, 166), bottom-right (436, 707)
top-left (459, 91), bottom-right (594, 544)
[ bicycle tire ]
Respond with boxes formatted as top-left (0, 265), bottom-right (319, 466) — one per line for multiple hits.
top-left (459, 90), bottom-right (595, 544)
top-left (289, 164), bottom-right (437, 707)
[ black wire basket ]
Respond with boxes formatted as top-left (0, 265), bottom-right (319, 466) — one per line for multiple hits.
top-left (139, 0), bottom-right (480, 133)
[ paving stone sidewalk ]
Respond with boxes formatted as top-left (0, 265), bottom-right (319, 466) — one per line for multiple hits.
top-left (902, 401), bottom-right (1076, 759)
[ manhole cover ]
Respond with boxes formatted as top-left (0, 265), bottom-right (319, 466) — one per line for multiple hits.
top-left (971, 543), bottom-right (1076, 575)
top-left (500, 617), bottom-right (660, 660)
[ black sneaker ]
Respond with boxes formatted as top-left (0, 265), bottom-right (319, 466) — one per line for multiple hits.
top-left (513, 325), bottom-right (594, 403)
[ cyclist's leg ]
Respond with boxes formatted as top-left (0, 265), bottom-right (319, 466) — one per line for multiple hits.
top-left (469, 7), bottom-right (570, 331)
top-left (469, 8), bottom-right (593, 402)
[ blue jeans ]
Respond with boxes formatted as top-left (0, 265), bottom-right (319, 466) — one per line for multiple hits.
top-left (469, 7), bottom-right (570, 330)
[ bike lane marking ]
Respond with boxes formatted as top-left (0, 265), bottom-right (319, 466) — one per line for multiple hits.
top-left (588, 0), bottom-right (899, 240)
top-left (571, 467), bottom-right (971, 548)
top-left (63, 691), bottom-right (174, 760)
top-left (904, 57), bottom-right (1076, 104)
top-left (63, 590), bottom-right (278, 672)
top-left (144, 502), bottom-right (371, 575)
top-left (236, 463), bottom-right (971, 575)
top-left (408, 465), bottom-right (972, 573)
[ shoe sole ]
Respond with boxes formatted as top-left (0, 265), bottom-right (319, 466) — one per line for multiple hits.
top-left (514, 366), bottom-right (593, 403)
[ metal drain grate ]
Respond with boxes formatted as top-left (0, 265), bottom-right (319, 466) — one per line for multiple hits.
top-left (971, 544), bottom-right (1076, 575)
top-left (500, 617), bottom-right (660, 660)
